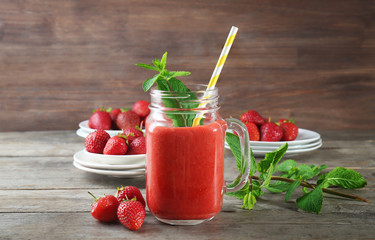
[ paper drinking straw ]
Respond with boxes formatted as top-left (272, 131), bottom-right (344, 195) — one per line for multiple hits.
top-left (192, 26), bottom-right (238, 126)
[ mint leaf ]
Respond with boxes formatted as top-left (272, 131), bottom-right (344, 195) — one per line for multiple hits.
top-left (266, 181), bottom-right (291, 193)
top-left (226, 132), bottom-right (242, 173)
top-left (243, 192), bottom-right (257, 210)
top-left (226, 182), bottom-right (249, 200)
top-left (160, 52), bottom-right (167, 70)
top-left (296, 164), bottom-right (327, 180)
top-left (249, 149), bottom-right (257, 176)
top-left (136, 63), bottom-right (159, 71)
top-left (258, 143), bottom-right (288, 182)
top-left (277, 159), bottom-right (297, 172)
top-left (323, 167), bottom-right (367, 189)
top-left (168, 71), bottom-right (191, 78)
top-left (285, 179), bottom-right (301, 201)
top-left (153, 58), bottom-right (161, 70)
top-left (296, 185), bottom-right (323, 214)
top-left (143, 74), bottom-right (160, 92)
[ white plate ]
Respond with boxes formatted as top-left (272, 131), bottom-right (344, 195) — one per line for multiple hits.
top-left (250, 139), bottom-right (322, 151)
top-left (73, 161), bottom-right (145, 178)
top-left (79, 120), bottom-right (122, 136)
top-left (79, 149), bottom-right (145, 165)
top-left (252, 142), bottom-right (323, 157)
top-left (76, 129), bottom-right (88, 138)
top-left (73, 150), bottom-right (145, 170)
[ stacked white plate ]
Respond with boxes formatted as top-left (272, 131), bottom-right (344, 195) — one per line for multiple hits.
top-left (226, 128), bottom-right (322, 157)
top-left (73, 149), bottom-right (146, 178)
top-left (76, 120), bottom-right (122, 138)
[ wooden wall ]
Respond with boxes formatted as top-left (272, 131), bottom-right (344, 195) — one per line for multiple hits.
top-left (1, 0), bottom-right (375, 132)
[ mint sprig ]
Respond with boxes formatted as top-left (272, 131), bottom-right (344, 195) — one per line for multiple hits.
top-left (226, 134), bottom-right (369, 213)
top-left (137, 52), bottom-right (198, 127)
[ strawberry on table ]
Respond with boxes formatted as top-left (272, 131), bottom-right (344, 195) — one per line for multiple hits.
top-left (117, 198), bottom-right (146, 231)
top-left (88, 110), bottom-right (112, 130)
top-left (122, 127), bottom-right (144, 144)
top-left (85, 130), bottom-right (111, 154)
top-left (281, 122), bottom-right (299, 141)
top-left (103, 135), bottom-right (128, 155)
top-left (115, 186), bottom-right (146, 207)
top-left (89, 192), bottom-right (119, 222)
top-left (115, 110), bottom-right (141, 130)
top-left (240, 110), bottom-right (265, 126)
top-left (260, 122), bottom-right (283, 141)
top-left (127, 136), bottom-right (146, 155)
top-left (132, 100), bottom-right (150, 118)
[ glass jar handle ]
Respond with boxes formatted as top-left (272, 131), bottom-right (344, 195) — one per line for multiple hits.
top-left (225, 118), bottom-right (251, 193)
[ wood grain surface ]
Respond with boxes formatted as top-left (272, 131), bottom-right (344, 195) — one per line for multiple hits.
top-left (0, 130), bottom-right (374, 239)
top-left (1, 0), bottom-right (375, 131)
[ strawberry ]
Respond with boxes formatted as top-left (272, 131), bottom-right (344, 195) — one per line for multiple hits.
top-left (240, 110), bottom-right (265, 126)
top-left (281, 122), bottom-right (299, 141)
top-left (115, 186), bottom-right (146, 207)
top-left (122, 127), bottom-right (144, 144)
top-left (85, 130), bottom-right (111, 154)
top-left (260, 122), bottom-right (283, 141)
top-left (127, 136), bottom-right (146, 155)
top-left (132, 100), bottom-right (150, 118)
top-left (88, 110), bottom-right (112, 130)
top-left (117, 198), bottom-right (145, 231)
top-left (103, 135), bottom-right (128, 155)
top-left (89, 192), bottom-right (119, 222)
top-left (245, 122), bottom-right (260, 141)
top-left (109, 108), bottom-right (122, 122)
top-left (115, 110), bottom-right (141, 130)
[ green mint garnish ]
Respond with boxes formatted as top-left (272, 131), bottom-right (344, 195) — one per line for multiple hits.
top-left (137, 52), bottom-right (198, 127)
top-left (225, 134), bottom-right (369, 213)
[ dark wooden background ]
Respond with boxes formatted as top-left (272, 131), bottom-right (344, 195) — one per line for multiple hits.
top-left (1, 0), bottom-right (375, 132)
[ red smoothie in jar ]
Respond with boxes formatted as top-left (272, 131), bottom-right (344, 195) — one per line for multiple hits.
top-left (146, 120), bottom-right (226, 220)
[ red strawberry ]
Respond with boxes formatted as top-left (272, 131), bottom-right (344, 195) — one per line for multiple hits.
top-left (115, 110), bottom-right (141, 130)
top-left (122, 127), bottom-right (144, 144)
top-left (240, 110), bottom-right (265, 126)
top-left (115, 186), bottom-right (146, 207)
top-left (109, 108), bottom-right (122, 122)
top-left (281, 122), bottom-right (299, 141)
top-left (103, 135), bottom-right (128, 155)
top-left (89, 110), bottom-right (112, 130)
top-left (260, 122), bottom-right (283, 141)
top-left (117, 199), bottom-right (145, 231)
top-left (127, 136), bottom-right (146, 155)
top-left (89, 192), bottom-right (119, 222)
top-left (245, 122), bottom-right (260, 141)
top-left (132, 100), bottom-right (150, 118)
top-left (85, 130), bottom-right (111, 154)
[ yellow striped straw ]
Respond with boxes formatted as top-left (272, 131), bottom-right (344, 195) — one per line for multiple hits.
top-left (192, 26), bottom-right (238, 126)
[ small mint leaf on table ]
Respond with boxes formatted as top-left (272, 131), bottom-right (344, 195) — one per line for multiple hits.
top-left (266, 181), bottom-right (291, 193)
top-left (285, 179), bottom-right (302, 202)
top-left (226, 182), bottom-right (250, 200)
top-left (322, 167), bottom-right (367, 189)
top-left (296, 185), bottom-right (324, 214)
top-left (243, 192), bottom-right (257, 210)
top-left (277, 159), bottom-right (297, 173)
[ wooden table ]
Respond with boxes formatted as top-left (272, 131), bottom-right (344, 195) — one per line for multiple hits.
top-left (1, 130), bottom-right (374, 239)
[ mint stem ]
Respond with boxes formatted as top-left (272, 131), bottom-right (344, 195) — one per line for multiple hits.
top-left (250, 176), bottom-right (371, 203)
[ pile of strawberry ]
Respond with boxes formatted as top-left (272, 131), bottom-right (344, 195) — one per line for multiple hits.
top-left (85, 127), bottom-right (146, 155)
top-left (89, 186), bottom-right (146, 231)
top-left (88, 100), bottom-right (150, 130)
top-left (240, 110), bottom-right (299, 142)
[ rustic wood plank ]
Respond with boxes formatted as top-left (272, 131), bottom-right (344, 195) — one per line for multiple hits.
top-left (1, 0), bottom-right (375, 131)
top-left (0, 211), bottom-right (374, 240)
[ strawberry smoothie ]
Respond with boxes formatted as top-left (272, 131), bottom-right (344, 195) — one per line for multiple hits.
top-left (146, 120), bottom-right (226, 221)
